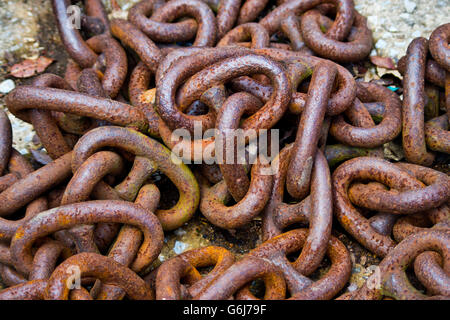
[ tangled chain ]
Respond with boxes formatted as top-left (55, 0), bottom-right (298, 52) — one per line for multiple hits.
top-left (0, 0), bottom-right (448, 300)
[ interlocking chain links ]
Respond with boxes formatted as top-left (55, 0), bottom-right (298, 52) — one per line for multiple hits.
top-left (239, 49), bottom-right (357, 116)
top-left (50, 70), bottom-right (99, 137)
top-left (425, 114), bottom-right (450, 154)
top-left (133, 0), bottom-right (217, 47)
top-left (2, 173), bottom-right (161, 297)
top-left (330, 83), bottom-right (402, 148)
top-left (0, 0), bottom-right (448, 301)
top-left (0, 238), bottom-right (69, 289)
top-left (0, 150), bottom-right (48, 242)
top-left (130, 0), bottom-right (239, 45)
top-left (128, 0), bottom-right (198, 43)
top-left (0, 280), bottom-right (48, 300)
top-left (59, 151), bottom-right (125, 254)
top-left (52, 0), bottom-right (124, 92)
top-left (262, 145), bottom-right (333, 276)
top-left (348, 163), bottom-right (450, 215)
top-left (93, 184), bottom-right (161, 300)
top-left (52, 0), bottom-right (102, 68)
top-left (84, 34), bottom-right (128, 98)
top-left (215, 92), bottom-right (263, 201)
top-left (0, 152), bottom-right (73, 220)
top-left (52, 71), bottom-right (149, 255)
top-left (111, 17), bottom-right (163, 74)
top-left (153, 246), bottom-right (235, 299)
top-left (128, 62), bottom-right (161, 138)
top-left (198, 156), bottom-right (273, 230)
top-left (156, 46), bottom-right (249, 134)
top-left (155, 255), bottom-right (204, 300)
top-left (300, 10), bottom-right (372, 62)
top-left (0, 236), bottom-right (72, 290)
top-left (398, 55), bottom-right (446, 88)
top-left (333, 157), bottom-right (450, 258)
top-left (194, 255), bottom-right (286, 300)
top-left (217, 22), bottom-right (270, 48)
top-left (72, 126), bottom-right (200, 231)
top-left (8, 74), bottom-right (73, 159)
top-left (350, 162), bottom-right (450, 244)
top-left (5, 86), bottom-right (148, 133)
top-left (260, 0), bottom-right (355, 40)
top-left (258, 0), bottom-right (371, 58)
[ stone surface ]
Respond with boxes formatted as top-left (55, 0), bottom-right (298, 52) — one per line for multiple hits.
top-left (356, 0), bottom-right (449, 59)
top-left (0, 79), bottom-right (14, 94)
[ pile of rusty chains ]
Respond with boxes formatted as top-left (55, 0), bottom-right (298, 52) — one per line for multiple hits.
top-left (0, 0), bottom-right (448, 300)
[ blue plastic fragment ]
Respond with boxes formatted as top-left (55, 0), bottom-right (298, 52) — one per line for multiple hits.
top-left (387, 86), bottom-right (399, 92)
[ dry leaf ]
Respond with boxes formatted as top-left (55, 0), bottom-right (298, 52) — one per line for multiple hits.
top-left (370, 56), bottom-right (396, 70)
top-left (376, 66), bottom-right (403, 80)
top-left (10, 56), bottom-right (54, 78)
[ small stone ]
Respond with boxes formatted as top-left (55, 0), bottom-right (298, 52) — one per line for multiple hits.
top-left (173, 241), bottom-right (188, 254)
top-left (404, 0), bottom-right (417, 13)
top-left (375, 39), bottom-right (387, 49)
top-left (174, 228), bottom-right (186, 236)
top-left (0, 79), bottom-right (15, 94)
top-left (389, 48), bottom-right (400, 57)
top-left (412, 30), bottom-right (422, 37)
top-left (348, 283), bottom-right (358, 292)
top-left (367, 16), bottom-right (379, 28)
top-left (399, 13), bottom-right (410, 20)
top-left (399, 13), bottom-right (415, 26)
top-left (388, 25), bottom-right (399, 32)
